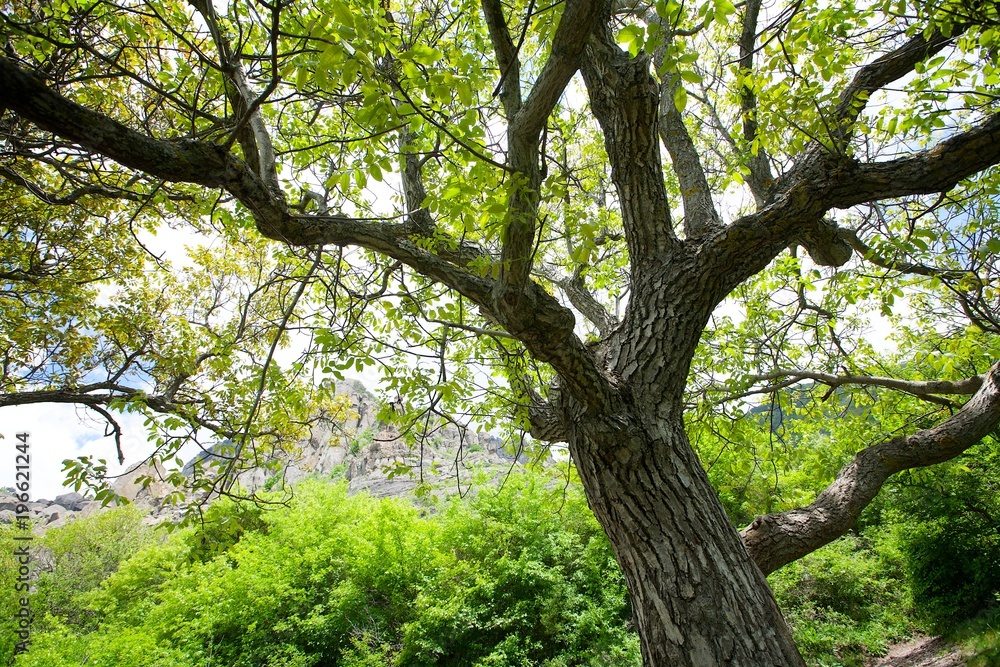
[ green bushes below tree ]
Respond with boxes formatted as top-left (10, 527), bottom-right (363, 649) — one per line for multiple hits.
top-left (13, 472), bottom-right (639, 667)
top-left (8, 439), bottom-right (1000, 667)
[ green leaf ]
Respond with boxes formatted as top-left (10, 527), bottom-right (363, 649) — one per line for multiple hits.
top-left (674, 85), bottom-right (688, 113)
top-left (680, 69), bottom-right (703, 84)
top-left (408, 44), bottom-right (442, 66)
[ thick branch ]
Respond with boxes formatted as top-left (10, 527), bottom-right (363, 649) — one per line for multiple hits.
top-left (189, 0), bottom-right (282, 195)
top-left (481, 0), bottom-right (522, 117)
top-left (737, 0), bottom-right (774, 203)
top-left (702, 26), bottom-right (973, 287)
top-left (0, 56), bottom-right (498, 306)
top-left (581, 26), bottom-right (676, 265)
top-left (521, 379), bottom-right (568, 442)
top-left (723, 368), bottom-right (984, 406)
top-left (0, 55), bottom-right (291, 233)
top-left (537, 264), bottom-right (617, 337)
top-left (509, 0), bottom-right (598, 147)
top-left (742, 361), bottom-right (1000, 575)
top-left (701, 112), bottom-right (1000, 306)
top-left (655, 51), bottom-right (722, 236)
top-left (829, 28), bottom-right (956, 150)
top-left (398, 125), bottom-right (435, 234)
top-left (498, 0), bottom-right (600, 295)
top-left (0, 56), bottom-right (617, 417)
top-left (833, 113), bottom-right (1000, 206)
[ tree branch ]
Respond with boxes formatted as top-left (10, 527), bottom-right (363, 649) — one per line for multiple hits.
top-left (520, 376), bottom-right (567, 442)
top-left (0, 54), bottom-right (616, 416)
top-left (737, 0), bottom-right (775, 204)
top-left (509, 0), bottom-right (598, 148)
top-left (742, 361), bottom-right (1000, 575)
top-left (829, 27), bottom-right (957, 151)
top-left (700, 111), bottom-right (1000, 307)
top-left (498, 0), bottom-right (600, 296)
top-left (481, 0), bottom-right (523, 117)
top-left (580, 25), bottom-right (677, 265)
top-left (653, 33), bottom-right (723, 236)
top-left (837, 226), bottom-right (969, 279)
top-left (0, 386), bottom-right (227, 438)
top-left (833, 112), bottom-right (1000, 206)
top-left (536, 264), bottom-right (617, 337)
top-left (0, 55), bottom-right (291, 233)
top-left (398, 123), bottom-right (435, 234)
top-left (719, 368), bottom-right (985, 406)
top-left (0, 165), bottom-right (146, 204)
top-left (188, 0), bottom-right (282, 195)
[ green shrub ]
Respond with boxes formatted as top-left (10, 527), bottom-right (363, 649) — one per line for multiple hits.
top-left (16, 472), bottom-right (639, 667)
top-left (876, 441), bottom-right (1000, 629)
top-left (770, 534), bottom-right (914, 666)
top-left (32, 504), bottom-right (156, 632)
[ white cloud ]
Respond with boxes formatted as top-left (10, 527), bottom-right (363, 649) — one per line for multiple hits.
top-left (0, 404), bottom-right (155, 500)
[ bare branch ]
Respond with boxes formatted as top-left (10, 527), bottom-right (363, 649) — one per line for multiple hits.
top-left (221, 247), bottom-right (323, 493)
top-left (719, 368), bottom-right (984, 406)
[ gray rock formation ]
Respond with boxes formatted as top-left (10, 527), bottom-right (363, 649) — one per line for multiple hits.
top-left (174, 379), bottom-right (527, 498)
top-left (0, 489), bottom-right (102, 532)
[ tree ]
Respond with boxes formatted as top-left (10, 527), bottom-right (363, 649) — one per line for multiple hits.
top-left (2, 0), bottom-right (1000, 662)
top-left (0, 168), bottom-right (351, 497)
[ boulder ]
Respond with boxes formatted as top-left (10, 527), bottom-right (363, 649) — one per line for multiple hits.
top-left (54, 492), bottom-right (87, 511)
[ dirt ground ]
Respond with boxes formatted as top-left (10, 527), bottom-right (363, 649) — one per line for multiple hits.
top-left (869, 636), bottom-right (971, 667)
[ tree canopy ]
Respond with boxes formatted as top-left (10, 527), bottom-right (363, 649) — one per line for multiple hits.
top-left (2, 0), bottom-right (1000, 663)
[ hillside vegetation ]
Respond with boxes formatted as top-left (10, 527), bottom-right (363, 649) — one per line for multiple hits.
top-left (3, 448), bottom-right (999, 666)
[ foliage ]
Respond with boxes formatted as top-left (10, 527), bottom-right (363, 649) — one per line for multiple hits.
top-left (873, 439), bottom-right (1000, 628)
top-left (10, 447), bottom-right (1000, 666)
top-left (13, 472), bottom-right (639, 667)
top-left (31, 504), bottom-right (157, 632)
top-left (0, 523), bottom-right (29, 665)
top-left (949, 605), bottom-right (1000, 667)
top-left (770, 534), bottom-right (915, 666)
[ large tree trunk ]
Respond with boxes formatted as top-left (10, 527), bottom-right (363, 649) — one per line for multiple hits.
top-left (566, 399), bottom-right (806, 666)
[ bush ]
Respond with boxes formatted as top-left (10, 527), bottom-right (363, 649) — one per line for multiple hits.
top-left (15, 472), bottom-right (640, 667)
top-left (31, 504), bottom-right (156, 632)
top-left (878, 440), bottom-right (1000, 629)
top-left (769, 534), bottom-right (914, 666)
